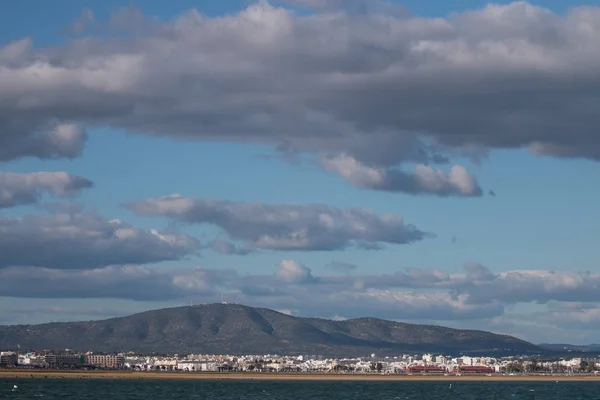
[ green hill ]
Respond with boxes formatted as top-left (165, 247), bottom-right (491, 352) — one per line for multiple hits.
top-left (0, 303), bottom-right (541, 356)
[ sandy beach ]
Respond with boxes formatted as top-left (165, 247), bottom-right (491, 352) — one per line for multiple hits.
top-left (1, 370), bottom-right (599, 382)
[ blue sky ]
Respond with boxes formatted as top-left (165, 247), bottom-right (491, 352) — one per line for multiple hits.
top-left (1, 0), bottom-right (600, 345)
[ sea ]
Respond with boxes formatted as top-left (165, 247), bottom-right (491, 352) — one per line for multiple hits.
top-left (2, 378), bottom-right (599, 400)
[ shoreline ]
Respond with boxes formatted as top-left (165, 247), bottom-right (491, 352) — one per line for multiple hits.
top-left (1, 370), bottom-right (600, 382)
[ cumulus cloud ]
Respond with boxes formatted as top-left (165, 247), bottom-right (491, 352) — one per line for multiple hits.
top-left (276, 260), bottom-right (316, 283)
top-left (3, 2), bottom-right (600, 189)
top-left (127, 194), bottom-right (429, 251)
top-left (0, 171), bottom-right (92, 209)
top-left (0, 208), bottom-right (200, 269)
top-left (322, 154), bottom-right (483, 196)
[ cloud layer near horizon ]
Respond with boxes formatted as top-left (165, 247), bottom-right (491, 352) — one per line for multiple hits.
top-left (2, 261), bottom-right (600, 328)
top-left (3, 2), bottom-right (600, 193)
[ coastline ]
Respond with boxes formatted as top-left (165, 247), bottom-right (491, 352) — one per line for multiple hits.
top-left (1, 370), bottom-right (599, 382)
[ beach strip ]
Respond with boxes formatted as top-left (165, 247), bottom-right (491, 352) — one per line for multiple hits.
top-left (1, 370), bottom-right (599, 381)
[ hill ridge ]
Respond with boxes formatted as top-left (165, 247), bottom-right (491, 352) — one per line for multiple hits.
top-left (0, 303), bottom-right (541, 357)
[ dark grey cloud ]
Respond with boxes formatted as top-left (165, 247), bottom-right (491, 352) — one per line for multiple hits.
top-left (3, 3), bottom-right (600, 192)
top-left (0, 171), bottom-right (92, 209)
top-left (0, 266), bottom-right (227, 301)
top-left (0, 118), bottom-right (87, 162)
top-left (0, 209), bottom-right (200, 269)
top-left (126, 194), bottom-right (429, 251)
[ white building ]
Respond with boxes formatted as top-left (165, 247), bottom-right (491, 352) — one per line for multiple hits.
top-left (460, 356), bottom-right (474, 366)
top-left (177, 361), bottom-right (217, 371)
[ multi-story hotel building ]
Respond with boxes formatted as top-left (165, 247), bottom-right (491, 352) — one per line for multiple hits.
top-left (85, 354), bottom-right (125, 369)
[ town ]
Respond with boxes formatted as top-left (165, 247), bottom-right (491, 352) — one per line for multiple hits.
top-left (1, 350), bottom-right (598, 375)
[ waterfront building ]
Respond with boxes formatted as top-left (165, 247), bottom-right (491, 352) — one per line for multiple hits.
top-left (85, 354), bottom-right (125, 369)
top-left (0, 352), bottom-right (17, 367)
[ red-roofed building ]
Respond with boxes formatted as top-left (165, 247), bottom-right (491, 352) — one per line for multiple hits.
top-left (408, 365), bottom-right (446, 374)
top-left (456, 366), bottom-right (494, 374)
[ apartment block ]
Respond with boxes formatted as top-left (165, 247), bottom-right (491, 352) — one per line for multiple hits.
top-left (85, 354), bottom-right (125, 369)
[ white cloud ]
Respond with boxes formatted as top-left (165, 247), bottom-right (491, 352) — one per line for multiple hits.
top-left (322, 154), bottom-right (483, 196)
top-left (127, 194), bottom-right (429, 251)
top-left (276, 260), bottom-right (315, 283)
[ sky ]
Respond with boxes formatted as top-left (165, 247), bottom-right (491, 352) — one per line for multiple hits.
top-left (1, 0), bottom-right (600, 345)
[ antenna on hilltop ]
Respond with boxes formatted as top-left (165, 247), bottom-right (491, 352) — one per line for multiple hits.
top-left (221, 294), bottom-right (228, 305)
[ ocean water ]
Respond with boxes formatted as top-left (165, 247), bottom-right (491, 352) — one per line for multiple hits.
top-left (2, 378), bottom-right (599, 400)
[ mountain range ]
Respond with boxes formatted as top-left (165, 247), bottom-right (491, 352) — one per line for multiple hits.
top-left (0, 303), bottom-right (542, 356)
